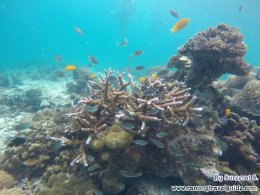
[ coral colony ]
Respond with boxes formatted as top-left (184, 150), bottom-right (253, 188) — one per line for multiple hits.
top-left (168, 24), bottom-right (251, 89)
top-left (51, 68), bottom-right (203, 167)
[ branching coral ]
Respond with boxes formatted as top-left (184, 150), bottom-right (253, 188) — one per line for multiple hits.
top-left (167, 23), bottom-right (251, 89)
top-left (51, 69), bottom-right (202, 168)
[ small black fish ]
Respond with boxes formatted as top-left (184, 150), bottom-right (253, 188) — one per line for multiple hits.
top-left (88, 55), bottom-right (98, 64)
top-left (239, 5), bottom-right (243, 13)
top-left (118, 38), bottom-right (128, 47)
top-left (15, 123), bottom-right (30, 131)
top-left (170, 10), bottom-right (179, 18)
top-left (8, 137), bottom-right (26, 147)
top-left (135, 66), bottom-right (144, 70)
top-left (131, 50), bottom-right (144, 56)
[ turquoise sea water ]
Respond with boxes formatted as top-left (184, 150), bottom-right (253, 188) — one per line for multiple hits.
top-left (0, 0), bottom-right (260, 72)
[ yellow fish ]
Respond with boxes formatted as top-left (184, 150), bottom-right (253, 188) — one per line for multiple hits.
top-left (65, 65), bottom-right (77, 71)
top-left (139, 77), bottom-right (146, 83)
top-left (151, 73), bottom-right (159, 81)
top-left (225, 108), bottom-right (231, 117)
top-left (89, 73), bottom-right (96, 79)
top-left (170, 18), bottom-right (190, 32)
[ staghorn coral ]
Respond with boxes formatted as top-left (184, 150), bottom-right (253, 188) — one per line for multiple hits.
top-left (168, 23), bottom-right (251, 89)
top-left (51, 69), bottom-right (202, 168)
top-left (0, 170), bottom-right (17, 190)
top-left (47, 69), bottom-right (205, 194)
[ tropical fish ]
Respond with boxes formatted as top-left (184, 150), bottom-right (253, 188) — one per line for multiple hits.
top-left (157, 68), bottom-right (170, 77)
top-left (107, 75), bottom-right (117, 82)
top-left (88, 55), bottom-right (98, 64)
top-left (119, 169), bottom-right (142, 178)
top-left (121, 121), bottom-right (135, 130)
top-left (55, 54), bottom-right (62, 62)
top-left (87, 155), bottom-right (95, 161)
top-left (87, 63), bottom-right (92, 68)
top-left (133, 139), bottom-right (147, 146)
top-left (131, 85), bottom-right (143, 94)
top-left (151, 73), bottom-right (159, 81)
top-left (225, 108), bottom-right (231, 117)
top-left (51, 142), bottom-right (63, 152)
top-left (151, 139), bottom-right (165, 148)
top-left (7, 136), bottom-right (26, 147)
top-left (139, 77), bottom-right (146, 83)
top-left (131, 50), bottom-right (144, 56)
top-left (87, 164), bottom-right (101, 171)
top-left (75, 26), bottom-right (84, 36)
top-left (87, 105), bottom-right (98, 113)
top-left (218, 117), bottom-right (228, 126)
top-left (54, 71), bottom-right (66, 78)
top-left (65, 65), bottom-right (77, 71)
top-left (118, 38), bottom-right (128, 47)
top-left (170, 10), bottom-right (179, 18)
top-left (15, 123), bottom-right (30, 131)
top-left (147, 109), bottom-right (160, 115)
top-left (124, 67), bottom-right (132, 72)
top-left (89, 73), bottom-right (96, 79)
top-left (156, 131), bottom-right (169, 139)
top-left (170, 18), bottom-right (190, 32)
top-left (239, 5), bottom-right (243, 13)
top-left (135, 66), bottom-right (144, 70)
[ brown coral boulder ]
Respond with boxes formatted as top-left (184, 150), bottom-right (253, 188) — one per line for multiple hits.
top-left (177, 23), bottom-right (251, 88)
top-left (0, 170), bottom-right (17, 190)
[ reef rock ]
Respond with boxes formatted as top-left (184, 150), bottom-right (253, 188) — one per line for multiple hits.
top-left (168, 23), bottom-right (251, 89)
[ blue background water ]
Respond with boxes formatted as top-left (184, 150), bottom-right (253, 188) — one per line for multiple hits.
top-left (0, 0), bottom-right (259, 73)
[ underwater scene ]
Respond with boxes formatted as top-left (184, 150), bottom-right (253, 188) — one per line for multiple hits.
top-left (0, 0), bottom-right (260, 194)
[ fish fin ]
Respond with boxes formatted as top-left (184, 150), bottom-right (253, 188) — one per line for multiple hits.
top-left (170, 28), bottom-right (176, 32)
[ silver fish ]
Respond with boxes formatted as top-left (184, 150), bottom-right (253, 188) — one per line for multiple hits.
top-left (87, 155), bottom-right (95, 161)
top-left (133, 139), bottom-right (147, 146)
top-left (131, 85), bottom-right (143, 94)
top-left (151, 139), bottom-right (165, 148)
top-left (87, 164), bottom-right (101, 171)
top-left (156, 131), bottom-right (169, 139)
top-left (122, 121), bottom-right (135, 130)
top-left (87, 105), bottom-right (98, 113)
top-left (119, 169), bottom-right (142, 178)
top-left (157, 68), bottom-right (170, 77)
top-left (147, 109), bottom-right (160, 115)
